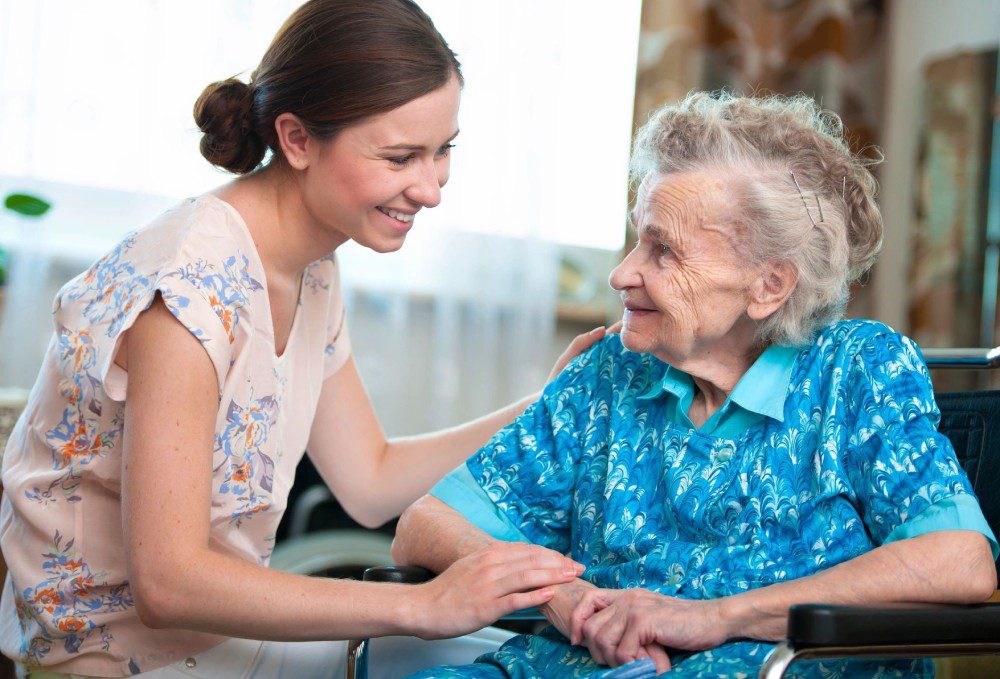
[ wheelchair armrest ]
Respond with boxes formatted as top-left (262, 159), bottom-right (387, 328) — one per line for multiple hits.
top-left (362, 565), bottom-right (434, 584)
top-left (788, 602), bottom-right (1000, 647)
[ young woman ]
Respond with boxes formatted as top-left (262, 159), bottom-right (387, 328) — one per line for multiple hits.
top-left (0, 1), bottom-right (606, 676)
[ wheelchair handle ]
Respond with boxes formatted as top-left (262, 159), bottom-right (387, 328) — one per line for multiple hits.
top-left (923, 347), bottom-right (1000, 369)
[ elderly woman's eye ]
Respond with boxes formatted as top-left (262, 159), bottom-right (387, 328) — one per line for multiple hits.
top-left (659, 243), bottom-right (671, 256)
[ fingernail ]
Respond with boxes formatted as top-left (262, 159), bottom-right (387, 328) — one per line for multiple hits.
top-left (562, 569), bottom-right (578, 577)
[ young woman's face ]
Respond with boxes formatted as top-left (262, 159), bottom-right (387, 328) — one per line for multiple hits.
top-left (302, 74), bottom-right (462, 253)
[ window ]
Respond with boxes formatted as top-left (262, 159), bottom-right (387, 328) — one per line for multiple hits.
top-left (0, 0), bottom-right (639, 249)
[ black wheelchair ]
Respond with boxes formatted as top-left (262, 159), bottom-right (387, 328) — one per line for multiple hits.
top-left (338, 347), bottom-right (1000, 679)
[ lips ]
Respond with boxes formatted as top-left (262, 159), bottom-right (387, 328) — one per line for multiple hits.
top-left (623, 300), bottom-right (657, 312)
top-left (376, 206), bottom-right (416, 223)
top-left (375, 206), bottom-right (415, 234)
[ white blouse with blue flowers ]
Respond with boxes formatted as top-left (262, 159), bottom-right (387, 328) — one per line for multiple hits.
top-left (0, 195), bottom-right (351, 676)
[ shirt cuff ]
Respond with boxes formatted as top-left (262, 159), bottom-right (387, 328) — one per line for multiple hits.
top-left (429, 463), bottom-right (531, 544)
top-left (884, 493), bottom-right (999, 560)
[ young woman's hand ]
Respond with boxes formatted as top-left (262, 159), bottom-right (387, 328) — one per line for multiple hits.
top-left (547, 322), bottom-right (622, 383)
top-left (410, 541), bottom-right (584, 640)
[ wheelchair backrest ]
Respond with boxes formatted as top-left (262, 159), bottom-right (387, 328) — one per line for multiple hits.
top-left (935, 390), bottom-right (1000, 572)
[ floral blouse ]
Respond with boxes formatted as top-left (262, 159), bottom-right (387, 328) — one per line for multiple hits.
top-left (421, 321), bottom-right (997, 678)
top-left (0, 195), bottom-right (351, 675)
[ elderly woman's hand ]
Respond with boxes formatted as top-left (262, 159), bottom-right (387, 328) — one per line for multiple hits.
top-left (547, 322), bottom-right (622, 383)
top-left (569, 588), bottom-right (730, 674)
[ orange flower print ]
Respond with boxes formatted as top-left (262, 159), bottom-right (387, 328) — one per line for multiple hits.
top-left (57, 616), bottom-right (87, 633)
top-left (70, 575), bottom-right (94, 596)
top-left (21, 532), bottom-right (133, 664)
top-left (55, 423), bottom-right (108, 467)
top-left (208, 295), bottom-right (236, 343)
top-left (231, 461), bottom-right (251, 484)
top-left (33, 588), bottom-right (63, 613)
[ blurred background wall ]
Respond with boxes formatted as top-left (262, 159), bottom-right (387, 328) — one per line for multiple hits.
top-left (0, 0), bottom-right (997, 437)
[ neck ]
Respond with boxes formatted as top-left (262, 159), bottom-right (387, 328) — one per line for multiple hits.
top-left (227, 163), bottom-right (348, 281)
top-left (667, 325), bottom-right (761, 413)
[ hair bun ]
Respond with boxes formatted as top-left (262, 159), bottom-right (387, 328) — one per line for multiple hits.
top-left (194, 78), bottom-right (267, 174)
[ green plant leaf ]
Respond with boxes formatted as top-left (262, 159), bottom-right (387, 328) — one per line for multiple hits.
top-left (4, 193), bottom-right (51, 217)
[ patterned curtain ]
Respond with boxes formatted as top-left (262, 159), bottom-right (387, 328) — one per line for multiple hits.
top-left (630, 0), bottom-right (886, 316)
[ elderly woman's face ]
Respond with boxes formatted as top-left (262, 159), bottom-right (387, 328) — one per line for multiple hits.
top-left (609, 172), bottom-right (755, 362)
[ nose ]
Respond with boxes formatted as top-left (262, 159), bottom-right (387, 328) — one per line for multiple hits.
top-left (404, 159), bottom-right (443, 208)
top-left (609, 247), bottom-right (642, 291)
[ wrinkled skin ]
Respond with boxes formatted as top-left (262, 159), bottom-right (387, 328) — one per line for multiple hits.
top-left (609, 171), bottom-right (759, 370)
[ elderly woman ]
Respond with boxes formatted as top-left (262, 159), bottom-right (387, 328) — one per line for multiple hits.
top-left (391, 92), bottom-right (999, 678)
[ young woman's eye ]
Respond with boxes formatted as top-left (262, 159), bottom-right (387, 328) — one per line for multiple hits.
top-left (437, 143), bottom-right (455, 157)
top-left (388, 154), bottom-right (414, 167)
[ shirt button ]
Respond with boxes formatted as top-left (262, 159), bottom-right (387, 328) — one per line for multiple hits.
top-left (185, 657), bottom-right (197, 668)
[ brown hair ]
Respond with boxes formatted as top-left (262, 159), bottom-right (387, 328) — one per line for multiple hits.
top-left (194, 0), bottom-right (463, 174)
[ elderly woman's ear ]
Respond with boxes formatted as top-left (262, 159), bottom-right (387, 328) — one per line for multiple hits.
top-left (746, 260), bottom-right (798, 322)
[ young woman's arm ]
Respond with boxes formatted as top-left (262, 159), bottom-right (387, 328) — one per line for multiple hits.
top-left (121, 297), bottom-right (582, 638)
top-left (307, 326), bottom-right (613, 528)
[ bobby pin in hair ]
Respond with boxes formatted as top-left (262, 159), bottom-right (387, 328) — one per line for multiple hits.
top-left (790, 171), bottom-right (823, 227)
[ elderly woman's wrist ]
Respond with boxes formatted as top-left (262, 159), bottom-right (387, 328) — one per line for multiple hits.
top-left (714, 594), bottom-right (750, 641)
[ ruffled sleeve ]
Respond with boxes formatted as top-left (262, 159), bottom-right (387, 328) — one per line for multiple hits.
top-left (54, 226), bottom-right (263, 402)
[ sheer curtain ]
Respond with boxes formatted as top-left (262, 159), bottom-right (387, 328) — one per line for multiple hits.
top-left (0, 1), bottom-right (640, 433)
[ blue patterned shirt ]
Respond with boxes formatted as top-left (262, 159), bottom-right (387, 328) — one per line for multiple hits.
top-left (415, 320), bottom-right (997, 678)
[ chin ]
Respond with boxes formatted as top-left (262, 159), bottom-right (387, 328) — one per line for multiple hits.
top-left (619, 326), bottom-right (648, 353)
top-left (363, 234), bottom-right (407, 254)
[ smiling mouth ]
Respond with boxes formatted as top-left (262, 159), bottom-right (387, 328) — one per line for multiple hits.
top-left (376, 206), bottom-right (416, 223)
top-left (623, 302), bottom-right (657, 312)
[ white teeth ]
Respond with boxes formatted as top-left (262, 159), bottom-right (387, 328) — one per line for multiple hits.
top-left (379, 207), bottom-right (413, 223)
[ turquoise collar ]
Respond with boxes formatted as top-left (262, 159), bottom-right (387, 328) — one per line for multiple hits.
top-left (638, 344), bottom-right (800, 424)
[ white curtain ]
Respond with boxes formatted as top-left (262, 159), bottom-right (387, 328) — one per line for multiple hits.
top-left (0, 0), bottom-right (639, 433)
top-left (340, 231), bottom-right (558, 435)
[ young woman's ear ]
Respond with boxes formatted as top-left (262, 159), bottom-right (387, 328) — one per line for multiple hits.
top-left (274, 113), bottom-right (312, 170)
top-left (747, 260), bottom-right (798, 321)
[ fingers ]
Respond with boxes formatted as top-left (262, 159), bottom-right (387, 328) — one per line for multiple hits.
top-left (497, 567), bottom-right (580, 594)
top-left (575, 326), bottom-right (607, 348)
top-left (606, 320), bottom-right (623, 334)
top-left (548, 326), bottom-right (608, 382)
top-left (570, 589), bottom-right (610, 645)
top-left (582, 606), bottom-right (625, 667)
top-left (645, 644), bottom-right (672, 674)
top-left (499, 587), bottom-right (556, 613)
top-left (483, 543), bottom-right (583, 574)
top-left (616, 623), bottom-right (641, 663)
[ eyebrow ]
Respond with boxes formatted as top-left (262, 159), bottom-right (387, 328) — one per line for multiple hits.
top-left (378, 129), bottom-right (460, 152)
top-left (640, 224), bottom-right (667, 242)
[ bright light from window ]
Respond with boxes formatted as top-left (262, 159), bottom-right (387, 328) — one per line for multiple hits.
top-left (0, 0), bottom-right (639, 250)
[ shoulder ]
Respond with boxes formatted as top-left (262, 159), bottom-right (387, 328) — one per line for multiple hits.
top-left (805, 319), bottom-right (935, 418)
top-left (56, 196), bottom-right (265, 351)
top-left (814, 319), bottom-right (923, 366)
top-left (302, 252), bottom-right (342, 300)
top-left (798, 319), bottom-right (922, 372)
top-left (545, 333), bottom-right (663, 402)
top-left (60, 196), bottom-right (255, 296)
